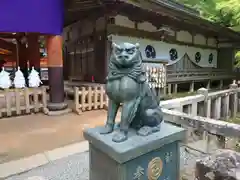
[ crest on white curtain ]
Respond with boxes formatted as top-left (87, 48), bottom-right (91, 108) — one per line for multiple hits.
top-left (111, 35), bottom-right (218, 68)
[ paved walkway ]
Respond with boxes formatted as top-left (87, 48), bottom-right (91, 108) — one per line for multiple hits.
top-left (0, 110), bottom-right (120, 163)
top-left (0, 141), bottom-right (89, 178)
top-left (5, 151), bottom-right (89, 180)
top-left (4, 145), bottom-right (204, 180)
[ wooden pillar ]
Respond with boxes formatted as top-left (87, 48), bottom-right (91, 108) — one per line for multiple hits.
top-left (197, 88), bottom-right (209, 117)
top-left (206, 80), bottom-right (211, 90)
top-left (191, 102), bottom-right (198, 116)
top-left (238, 92), bottom-right (240, 112)
top-left (46, 35), bottom-right (67, 111)
top-left (163, 86), bottom-right (167, 96)
top-left (229, 83), bottom-right (238, 118)
top-left (183, 104), bottom-right (194, 142)
top-left (174, 84), bottom-right (178, 94)
top-left (219, 80), bottom-right (223, 89)
top-left (168, 83), bottom-right (172, 95)
top-left (197, 88), bottom-right (210, 152)
top-left (197, 101), bottom-right (205, 117)
top-left (94, 30), bottom-right (108, 83)
top-left (190, 81), bottom-right (194, 92)
top-left (27, 33), bottom-right (40, 73)
top-left (163, 64), bottom-right (167, 96)
top-left (17, 39), bottom-right (28, 83)
top-left (221, 94), bottom-right (229, 119)
top-left (206, 99), bottom-right (211, 118)
top-left (212, 97), bottom-right (221, 119)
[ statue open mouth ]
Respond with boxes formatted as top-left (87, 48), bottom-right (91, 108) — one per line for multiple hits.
top-left (116, 62), bottom-right (133, 69)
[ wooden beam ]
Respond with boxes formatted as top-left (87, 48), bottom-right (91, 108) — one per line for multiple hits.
top-left (0, 39), bottom-right (16, 51)
top-left (113, 3), bottom-right (220, 37)
top-left (64, 0), bottom-right (240, 40)
top-left (65, 5), bottom-right (111, 26)
top-left (107, 24), bottom-right (217, 50)
top-left (0, 32), bottom-right (24, 39)
top-left (0, 33), bottom-right (17, 39)
top-left (118, 0), bottom-right (240, 40)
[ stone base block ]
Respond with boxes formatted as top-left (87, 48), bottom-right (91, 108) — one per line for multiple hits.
top-left (44, 108), bottom-right (72, 116)
top-left (47, 102), bottom-right (68, 111)
top-left (84, 122), bottom-right (186, 180)
top-left (195, 149), bottom-right (240, 180)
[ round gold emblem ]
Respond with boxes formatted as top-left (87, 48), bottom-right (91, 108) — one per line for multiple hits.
top-left (147, 157), bottom-right (163, 180)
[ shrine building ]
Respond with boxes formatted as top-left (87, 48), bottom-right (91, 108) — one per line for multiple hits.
top-left (63, 0), bottom-right (240, 94)
top-left (1, 0), bottom-right (240, 113)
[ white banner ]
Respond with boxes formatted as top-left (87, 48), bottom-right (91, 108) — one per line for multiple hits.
top-left (111, 35), bottom-right (217, 68)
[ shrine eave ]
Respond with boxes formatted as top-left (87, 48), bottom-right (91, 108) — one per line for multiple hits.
top-left (64, 0), bottom-right (240, 40)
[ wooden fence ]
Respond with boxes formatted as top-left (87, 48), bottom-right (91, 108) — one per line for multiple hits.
top-left (160, 83), bottom-right (240, 152)
top-left (0, 87), bottom-right (47, 118)
top-left (72, 82), bottom-right (240, 179)
top-left (74, 85), bottom-right (108, 114)
top-left (73, 82), bottom-right (240, 150)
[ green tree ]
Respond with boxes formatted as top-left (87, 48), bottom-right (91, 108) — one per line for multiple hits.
top-left (176, 0), bottom-right (240, 27)
top-left (216, 0), bottom-right (240, 25)
top-left (234, 51), bottom-right (240, 67)
top-left (176, 0), bottom-right (240, 67)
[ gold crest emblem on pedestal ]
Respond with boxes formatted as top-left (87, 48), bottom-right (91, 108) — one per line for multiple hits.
top-left (147, 157), bottom-right (163, 180)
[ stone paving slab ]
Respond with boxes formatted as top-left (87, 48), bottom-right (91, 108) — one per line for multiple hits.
top-left (6, 152), bottom-right (89, 180)
top-left (5, 146), bottom-right (204, 180)
top-left (1, 131), bottom-right (213, 179)
top-left (0, 141), bottom-right (89, 179)
top-left (0, 153), bottom-right (48, 179)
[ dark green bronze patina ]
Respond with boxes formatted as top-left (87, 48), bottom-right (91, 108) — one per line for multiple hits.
top-left (100, 42), bottom-right (163, 143)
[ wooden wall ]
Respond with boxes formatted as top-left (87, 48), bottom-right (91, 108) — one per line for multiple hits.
top-left (62, 13), bottom-right (236, 84)
top-left (113, 15), bottom-right (218, 48)
top-left (63, 16), bottom-right (108, 83)
top-left (217, 48), bottom-right (234, 71)
top-left (108, 14), bottom-right (235, 72)
top-left (167, 54), bottom-right (199, 71)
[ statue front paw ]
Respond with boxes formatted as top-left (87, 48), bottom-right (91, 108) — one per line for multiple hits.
top-left (137, 125), bottom-right (160, 136)
top-left (137, 126), bottom-right (152, 136)
top-left (99, 124), bottom-right (114, 134)
top-left (112, 131), bottom-right (128, 143)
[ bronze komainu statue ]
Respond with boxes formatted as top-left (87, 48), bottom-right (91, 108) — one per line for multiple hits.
top-left (100, 42), bottom-right (163, 142)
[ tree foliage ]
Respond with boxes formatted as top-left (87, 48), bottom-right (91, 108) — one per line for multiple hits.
top-left (234, 51), bottom-right (240, 67)
top-left (217, 0), bottom-right (240, 25)
top-left (176, 0), bottom-right (240, 67)
top-left (175, 0), bottom-right (240, 27)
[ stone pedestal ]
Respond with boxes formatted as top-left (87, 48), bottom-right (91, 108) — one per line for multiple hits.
top-left (84, 122), bottom-right (186, 180)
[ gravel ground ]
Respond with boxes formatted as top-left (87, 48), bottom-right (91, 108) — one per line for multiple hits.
top-left (180, 146), bottom-right (207, 179)
top-left (6, 152), bottom-right (89, 180)
top-left (5, 146), bottom-right (206, 180)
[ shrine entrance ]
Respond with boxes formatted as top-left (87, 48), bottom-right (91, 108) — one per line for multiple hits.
top-left (64, 21), bottom-right (108, 84)
top-left (65, 36), bottom-right (95, 82)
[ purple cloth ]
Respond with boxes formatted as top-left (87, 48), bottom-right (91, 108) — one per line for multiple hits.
top-left (0, 0), bottom-right (63, 35)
